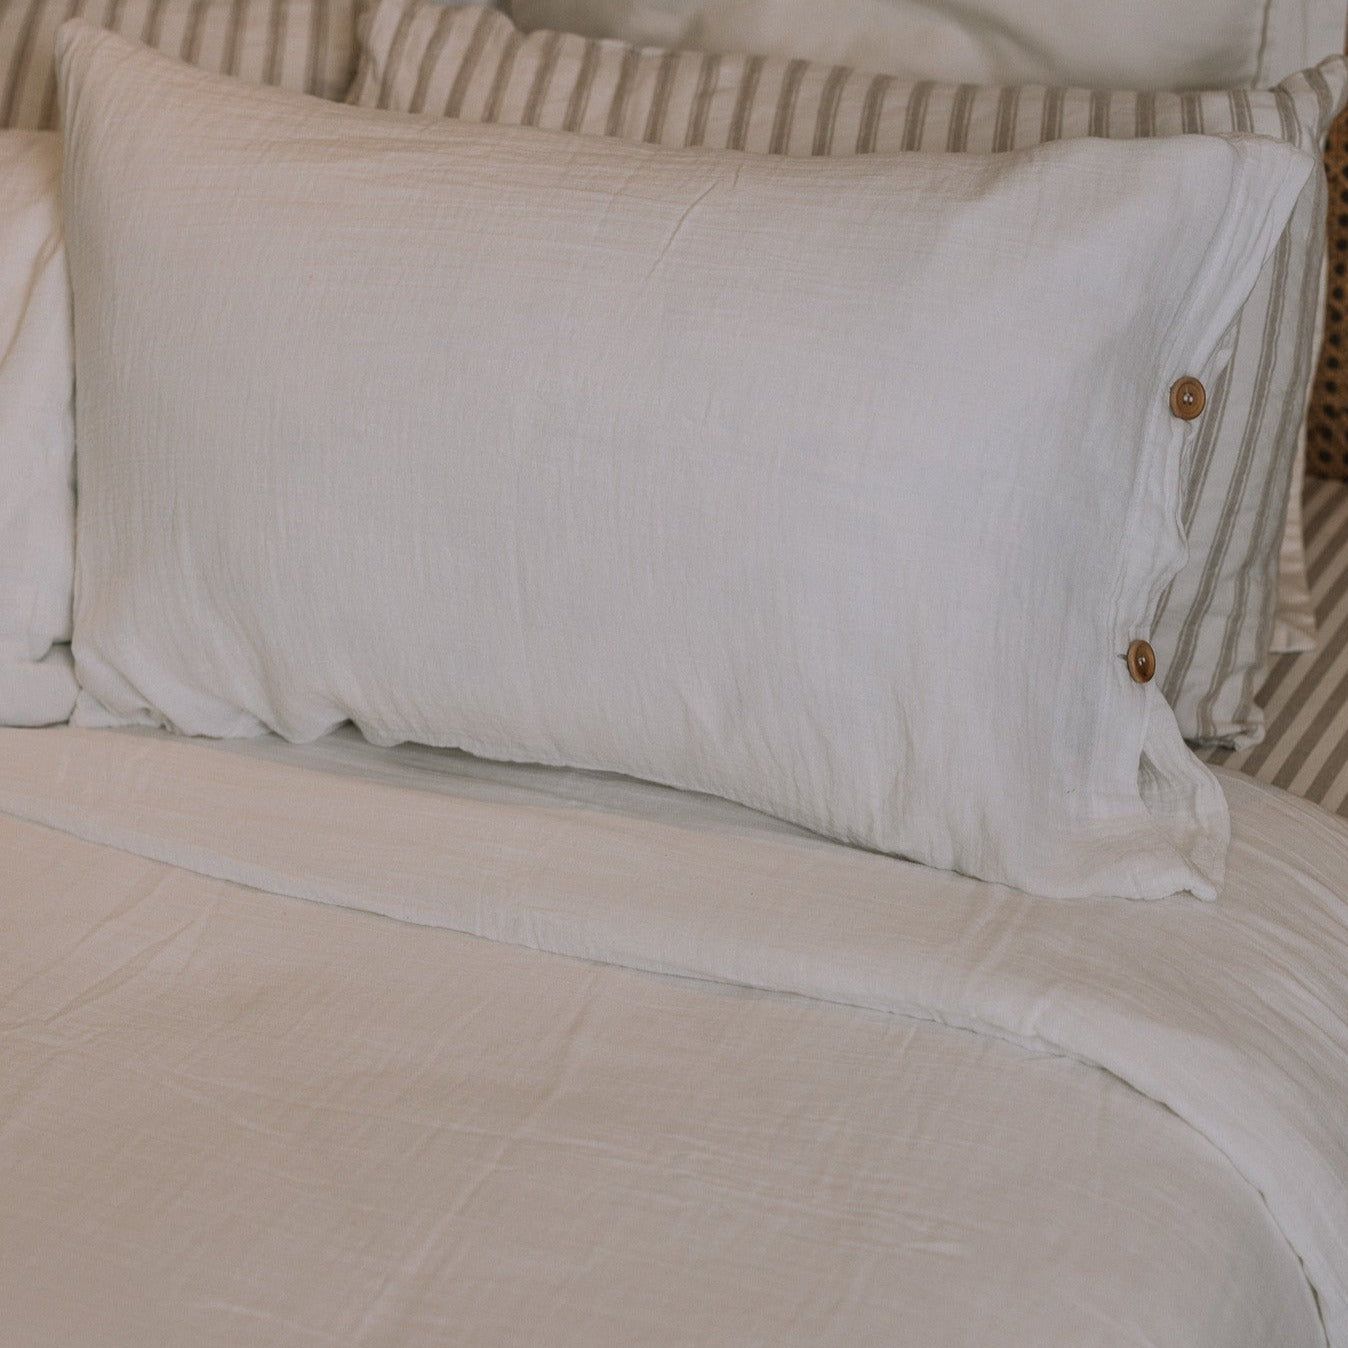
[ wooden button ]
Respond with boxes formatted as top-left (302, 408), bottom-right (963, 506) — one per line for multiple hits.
top-left (1126, 639), bottom-right (1156, 684)
top-left (1169, 376), bottom-right (1206, 421)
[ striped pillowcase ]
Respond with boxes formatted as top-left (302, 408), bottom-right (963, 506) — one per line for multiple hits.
top-left (1202, 477), bottom-right (1348, 812)
top-left (351, 0), bottom-right (1348, 748)
top-left (0, 0), bottom-right (362, 128)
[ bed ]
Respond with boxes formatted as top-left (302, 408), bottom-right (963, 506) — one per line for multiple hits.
top-left (3, 1), bottom-right (1348, 1345)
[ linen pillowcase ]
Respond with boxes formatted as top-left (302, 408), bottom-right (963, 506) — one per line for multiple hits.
top-left (352, 0), bottom-right (1348, 747)
top-left (506, 0), bottom-right (1347, 89)
top-left (59, 26), bottom-right (1310, 900)
top-left (0, 0), bottom-right (363, 128)
top-left (1276, 449), bottom-right (1316, 651)
top-left (0, 129), bottom-right (75, 727)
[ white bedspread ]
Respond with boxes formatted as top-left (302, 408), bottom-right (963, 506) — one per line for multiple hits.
top-left (1, 725), bottom-right (1345, 1346)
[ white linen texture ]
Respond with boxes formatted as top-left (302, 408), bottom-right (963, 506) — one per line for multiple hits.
top-left (353, 0), bottom-right (1348, 747)
top-left (0, 724), bottom-right (1342, 1347)
top-left (57, 24), bottom-right (1311, 900)
top-left (507, 0), bottom-right (1348, 89)
top-left (0, 129), bottom-right (75, 727)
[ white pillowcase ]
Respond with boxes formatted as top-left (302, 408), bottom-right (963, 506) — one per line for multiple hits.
top-left (351, 0), bottom-right (1348, 747)
top-left (58, 24), bottom-right (1311, 899)
top-left (0, 130), bottom-right (75, 727)
top-left (507, 0), bottom-right (1348, 88)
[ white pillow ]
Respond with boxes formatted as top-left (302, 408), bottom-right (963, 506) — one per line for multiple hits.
top-left (58, 24), bottom-right (1310, 899)
top-left (507, 0), bottom-right (1348, 88)
top-left (352, 0), bottom-right (1348, 748)
top-left (0, 130), bottom-right (75, 727)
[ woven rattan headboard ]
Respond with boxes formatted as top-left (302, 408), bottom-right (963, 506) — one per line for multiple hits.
top-left (1309, 105), bottom-right (1348, 477)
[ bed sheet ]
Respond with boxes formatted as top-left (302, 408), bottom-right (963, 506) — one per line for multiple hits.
top-left (1, 725), bottom-right (1346, 1346)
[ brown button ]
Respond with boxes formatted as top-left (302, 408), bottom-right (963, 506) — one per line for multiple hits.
top-left (1126, 639), bottom-right (1156, 684)
top-left (1169, 376), bottom-right (1206, 421)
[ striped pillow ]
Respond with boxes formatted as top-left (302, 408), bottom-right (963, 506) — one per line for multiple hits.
top-left (0, 0), bottom-right (362, 127)
top-left (351, 0), bottom-right (1348, 749)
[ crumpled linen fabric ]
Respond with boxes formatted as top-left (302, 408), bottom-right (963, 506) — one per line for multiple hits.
top-left (0, 724), bottom-right (1344, 1345)
top-left (509, 0), bottom-right (1346, 90)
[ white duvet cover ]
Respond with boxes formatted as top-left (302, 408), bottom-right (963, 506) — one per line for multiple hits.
top-left (1, 725), bottom-right (1345, 1346)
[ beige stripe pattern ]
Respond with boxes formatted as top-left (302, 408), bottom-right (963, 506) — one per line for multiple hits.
top-left (351, 0), bottom-right (1348, 750)
top-left (351, 2), bottom-right (1335, 158)
top-left (1203, 476), bottom-right (1348, 815)
top-left (0, 0), bottom-right (363, 128)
